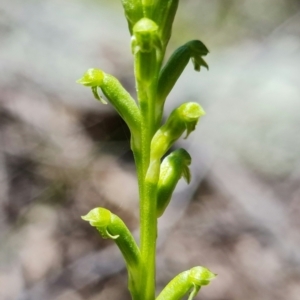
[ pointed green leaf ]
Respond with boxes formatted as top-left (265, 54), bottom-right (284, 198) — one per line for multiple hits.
top-left (156, 40), bottom-right (209, 119)
top-left (121, 0), bottom-right (143, 34)
top-left (153, 0), bottom-right (179, 46)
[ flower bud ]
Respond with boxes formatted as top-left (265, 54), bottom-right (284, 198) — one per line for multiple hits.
top-left (77, 69), bottom-right (141, 136)
top-left (82, 208), bottom-right (140, 267)
top-left (146, 102), bottom-right (204, 183)
top-left (157, 149), bottom-right (191, 217)
top-left (132, 18), bottom-right (160, 53)
top-left (189, 266), bottom-right (217, 286)
top-left (151, 102), bottom-right (205, 161)
top-left (156, 266), bottom-right (216, 300)
top-left (132, 18), bottom-right (162, 84)
top-left (82, 207), bottom-right (141, 298)
top-left (82, 207), bottom-right (110, 228)
top-left (76, 68), bottom-right (104, 86)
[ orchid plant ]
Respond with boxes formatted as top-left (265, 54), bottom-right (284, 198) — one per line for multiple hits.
top-left (77, 1), bottom-right (216, 299)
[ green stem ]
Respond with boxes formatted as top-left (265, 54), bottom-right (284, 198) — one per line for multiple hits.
top-left (137, 81), bottom-right (156, 300)
top-left (133, 60), bottom-right (162, 300)
top-left (131, 11), bottom-right (170, 300)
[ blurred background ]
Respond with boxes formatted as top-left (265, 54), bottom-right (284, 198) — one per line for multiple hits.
top-left (1, 0), bottom-right (300, 299)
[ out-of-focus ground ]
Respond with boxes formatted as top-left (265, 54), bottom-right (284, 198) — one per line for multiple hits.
top-left (1, 0), bottom-right (300, 299)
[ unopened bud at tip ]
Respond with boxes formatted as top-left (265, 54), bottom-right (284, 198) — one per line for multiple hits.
top-left (77, 68), bottom-right (104, 87)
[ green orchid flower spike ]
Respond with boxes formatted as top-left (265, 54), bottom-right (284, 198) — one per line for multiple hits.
top-left (78, 1), bottom-right (215, 300)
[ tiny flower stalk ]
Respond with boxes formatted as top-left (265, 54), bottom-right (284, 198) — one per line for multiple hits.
top-left (78, 1), bottom-right (215, 300)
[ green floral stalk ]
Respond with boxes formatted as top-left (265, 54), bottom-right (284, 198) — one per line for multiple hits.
top-left (78, 1), bottom-right (215, 299)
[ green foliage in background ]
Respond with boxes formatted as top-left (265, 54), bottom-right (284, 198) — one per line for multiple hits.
top-left (78, 1), bottom-right (215, 299)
